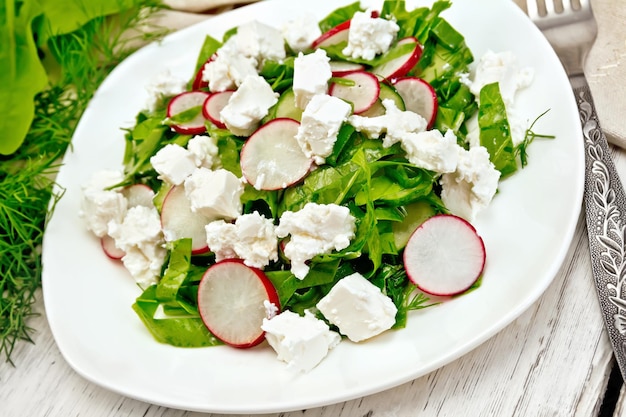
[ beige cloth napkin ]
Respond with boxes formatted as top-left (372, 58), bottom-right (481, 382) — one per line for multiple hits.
top-left (160, 0), bottom-right (626, 148)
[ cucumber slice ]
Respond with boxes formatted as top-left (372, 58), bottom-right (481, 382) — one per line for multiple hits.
top-left (392, 200), bottom-right (436, 250)
top-left (360, 82), bottom-right (406, 117)
top-left (273, 88), bottom-right (303, 122)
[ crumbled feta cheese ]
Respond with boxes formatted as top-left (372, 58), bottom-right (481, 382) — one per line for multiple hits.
top-left (440, 146), bottom-right (501, 221)
top-left (293, 49), bottom-right (332, 109)
top-left (230, 20), bottom-right (286, 64)
top-left (144, 69), bottom-right (187, 113)
top-left (276, 203), bottom-right (356, 279)
top-left (342, 10), bottom-right (399, 61)
top-left (467, 50), bottom-right (534, 107)
top-left (80, 170), bottom-right (127, 237)
top-left (205, 211), bottom-right (278, 268)
top-left (461, 51), bottom-right (534, 146)
top-left (220, 75), bottom-right (278, 136)
top-left (183, 167), bottom-right (243, 220)
top-left (348, 99), bottom-right (427, 147)
top-left (187, 135), bottom-right (220, 169)
top-left (401, 129), bottom-right (461, 174)
top-left (264, 300), bottom-right (279, 319)
top-left (282, 14), bottom-right (322, 52)
top-left (150, 144), bottom-right (197, 186)
top-left (316, 272), bottom-right (397, 342)
top-left (107, 205), bottom-right (166, 288)
top-left (295, 94), bottom-right (352, 164)
top-left (261, 310), bottom-right (341, 372)
top-left (201, 46), bottom-right (258, 93)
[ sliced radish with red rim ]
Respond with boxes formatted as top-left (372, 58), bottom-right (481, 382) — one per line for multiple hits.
top-left (167, 91), bottom-right (209, 135)
top-left (329, 71), bottom-right (380, 114)
top-left (122, 183), bottom-right (155, 208)
top-left (202, 90), bottom-right (234, 129)
top-left (371, 37), bottom-right (422, 82)
top-left (403, 214), bottom-right (486, 296)
top-left (191, 55), bottom-right (216, 90)
top-left (101, 235), bottom-right (125, 260)
top-left (393, 76), bottom-right (438, 129)
top-left (197, 259), bottom-right (281, 348)
top-left (311, 20), bottom-right (351, 49)
top-left (330, 61), bottom-right (365, 76)
top-left (160, 185), bottom-right (210, 255)
top-left (240, 118), bottom-right (313, 190)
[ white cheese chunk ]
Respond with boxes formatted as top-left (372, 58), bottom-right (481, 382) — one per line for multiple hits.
top-left (462, 50), bottom-right (534, 146)
top-left (342, 10), bottom-right (399, 61)
top-left (183, 167), bottom-right (243, 220)
top-left (144, 69), bottom-right (187, 113)
top-left (282, 14), bottom-right (322, 53)
top-left (80, 170), bottom-right (127, 238)
top-left (150, 144), bottom-right (197, 186)
top-left (316, 273), bottom-right (397, 342)
top-left (187, 135), bottom-right (220, 169)
top-left (293, 49), bottom-right (332, 109)
top-left (220, 75), bottom-right (278, 136)
top-left (107, 205), bottom-right (166, 288)
top-left (201, 46), bottom-right (258, 93)
top-left (295, 94), bottom-right (352, 164)
top-left (262, 310), bottom-right (341, 372)
top-left (205, 211), bottom-right (278, 268)
top-left (231, 20), bottom-right (286, 64)
top-left (440, 146), bottom-right (501, 221)
top-left (401, 129), bottom-right (461, 174)
top-left (276, 203), bottom-right (356, 279)
top-left (348, 99), bottom-right (427, 148)
top-left (467, 50), bottom-right (534, 107)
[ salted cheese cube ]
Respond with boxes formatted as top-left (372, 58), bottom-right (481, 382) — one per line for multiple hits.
top-left (293, 49), bottom-right (332, 109)
top-left (316, 272), bottom-right (397, 342)
top-left (262, 310), bottom-right (341, 372)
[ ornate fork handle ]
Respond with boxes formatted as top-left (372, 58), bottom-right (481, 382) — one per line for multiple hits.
top-left (576, 74), bottom-right (626, 366)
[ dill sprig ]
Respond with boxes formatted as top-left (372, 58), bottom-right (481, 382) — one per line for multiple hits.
top-left (516, 109), bottom-right (556, 168)
top-left (0, 1), bottom-right (168, 365)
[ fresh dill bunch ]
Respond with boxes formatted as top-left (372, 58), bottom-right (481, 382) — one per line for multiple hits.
top-left (0, 0), bottom-right (169, 365)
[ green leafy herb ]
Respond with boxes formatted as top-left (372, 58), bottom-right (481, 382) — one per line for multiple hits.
top-left (0, 0), bottom-right (168, 364)
top-left (516, 109), bottom-right (556, 167)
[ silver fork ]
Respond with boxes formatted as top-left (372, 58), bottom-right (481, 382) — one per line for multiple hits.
top-left (526, 0), bottom-right (626, 381)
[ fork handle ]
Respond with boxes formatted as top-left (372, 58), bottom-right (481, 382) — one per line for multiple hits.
top-left (575, 74), bottom-right (626, 379)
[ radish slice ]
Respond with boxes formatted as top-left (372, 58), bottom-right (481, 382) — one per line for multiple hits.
top-left (202, 90), bottom-right (234, 129)
top-left (330, 61), bottom-right (365, 76)
top-left (371, 37), bottom-right (422, 82)
top-left (403, 214), bottom-right (485, 296)
top-left (311, 20), bottom-right (351, 49)
top-left (160, 185), bottom-right (210, 255)
top-left (191, 55), bottom-right (216, 90)
top-left (122, 184), bottom-right (154, 208)
top-left (101, 235), bottom-right (125, 260)
top-left (329, 71), bottom-right (380, 114)
top-left (167, 91), bottom-right (209, 135)
top-left (393, 77), bottom-right (438, 129)
top-left (197, 259), bottom-right (280, 348)
top-left (240, 118), bottom-right (313, 190)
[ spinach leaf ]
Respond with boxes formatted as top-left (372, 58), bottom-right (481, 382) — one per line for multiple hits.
top-left (478, 82), bottom-right (518, 177)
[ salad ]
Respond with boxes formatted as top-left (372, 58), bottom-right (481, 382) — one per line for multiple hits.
top-left (80, 0), bottom-right (545, 372)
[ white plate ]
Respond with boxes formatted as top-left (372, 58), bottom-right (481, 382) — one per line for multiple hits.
top-left (42, 0), bottom-right (584, 413)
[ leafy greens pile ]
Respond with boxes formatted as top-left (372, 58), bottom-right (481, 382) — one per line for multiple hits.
top-left (124, 0), bottom-right (544, 347)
